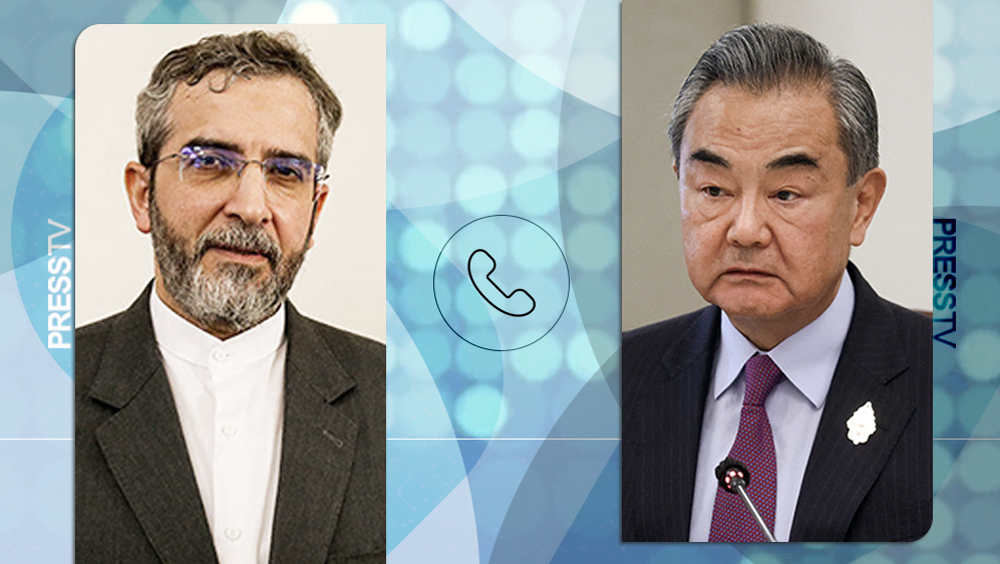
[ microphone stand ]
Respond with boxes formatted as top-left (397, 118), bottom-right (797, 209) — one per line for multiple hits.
top-left (715, 457), bottom-right (777, 542)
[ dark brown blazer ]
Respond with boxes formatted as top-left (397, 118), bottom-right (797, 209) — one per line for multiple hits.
top-left (76, 285), bottom-right (386, 563)
top-left (621, 263), bottom-right (932, 542)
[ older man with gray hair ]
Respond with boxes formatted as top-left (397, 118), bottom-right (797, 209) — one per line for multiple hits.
top-left (622, 23), bottom-right (930, 542)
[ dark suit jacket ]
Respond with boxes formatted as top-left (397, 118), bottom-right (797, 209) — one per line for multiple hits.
top-left (76, 286), bottom-right (386, 563)
top-left (622, 263), bottom-right (932, 542)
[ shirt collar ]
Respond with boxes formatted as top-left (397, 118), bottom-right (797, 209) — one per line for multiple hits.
top-left (714, 269), bottom-right (855, 408)
top-left (150, 288), bottom-right (286, 369)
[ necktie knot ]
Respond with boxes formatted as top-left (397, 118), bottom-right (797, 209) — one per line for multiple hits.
top-left (743, 354), bottom-right (782, 406)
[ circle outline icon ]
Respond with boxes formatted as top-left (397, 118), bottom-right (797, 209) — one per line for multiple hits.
top-left (432, 214), bottom-right (571, 351)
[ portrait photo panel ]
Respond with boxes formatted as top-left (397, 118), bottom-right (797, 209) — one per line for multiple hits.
top-left (73, 23), bottom-right (387, 563)
top-left (622, 0), bottom-right (933, 545)
top-left (75, 24), bottom-right (386, 343)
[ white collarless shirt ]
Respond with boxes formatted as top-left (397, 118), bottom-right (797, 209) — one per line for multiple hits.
top-left (150, 291), bottom-right (286, 563)
top-left (689, 269), bottom-right (855, 542)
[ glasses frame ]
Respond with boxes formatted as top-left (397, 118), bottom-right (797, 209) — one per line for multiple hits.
top-left (148, 145), bottom-right (328, 203)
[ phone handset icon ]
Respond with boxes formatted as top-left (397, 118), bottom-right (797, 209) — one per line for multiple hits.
top-left (467, 249), bottom-right (536, 317)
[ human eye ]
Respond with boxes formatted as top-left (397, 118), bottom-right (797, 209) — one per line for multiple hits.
top-left (184, 147), bottom-right (236, 172)
top-left (265, 159), bottom-right (308, 183)
top-left (702, 186), bottom-right (725, 197)
top-left (773, 189), bottom-right (799, 202)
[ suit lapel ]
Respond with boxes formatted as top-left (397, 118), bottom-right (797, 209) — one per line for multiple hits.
top-left (269, 305), bottom-right (358, 564)
top-left (659, 307), bottom-right (719, 541)
top-left (790, 264), bottom-right (914, 541)
top-left (89, 286), bottom-right (218, 564)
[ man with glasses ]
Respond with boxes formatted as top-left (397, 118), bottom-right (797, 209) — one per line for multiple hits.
top-left (76, 31), bottom-right (385, 563)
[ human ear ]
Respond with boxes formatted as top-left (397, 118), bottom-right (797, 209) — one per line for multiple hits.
top-left (307, 183), bottom-right (330, 250)
top-left (124, 161), bottom-right (152, 234)
top-left (849, 167), bottom-right (887, 247)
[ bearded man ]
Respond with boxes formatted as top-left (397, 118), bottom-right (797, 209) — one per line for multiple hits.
top-left (75, 31), bottom-right (385, 564)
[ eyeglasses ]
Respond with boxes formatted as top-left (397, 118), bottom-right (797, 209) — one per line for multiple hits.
top-left (150, 145), bottom-right (327, 203)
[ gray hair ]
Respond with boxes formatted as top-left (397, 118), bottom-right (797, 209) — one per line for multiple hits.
top-left (136, 30), bottom-right (342, 169)
top-left (667, 23), bottom-right (878, 185)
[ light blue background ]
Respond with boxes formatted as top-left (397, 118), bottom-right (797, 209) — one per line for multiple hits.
top-left (1, 0), bottom-right (995, 562)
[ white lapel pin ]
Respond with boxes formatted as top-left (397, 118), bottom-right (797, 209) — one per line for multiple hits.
top-left (846, 401), bottom-right (877, 445)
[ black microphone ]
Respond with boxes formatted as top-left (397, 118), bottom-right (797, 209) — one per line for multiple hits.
top-left (714, 457), bottom-right (777, 542)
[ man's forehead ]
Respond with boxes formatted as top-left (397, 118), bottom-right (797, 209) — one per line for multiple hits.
top-left (680, 83), bottom-right (840, 163)
top-left (171, 68), bottom-right (313, 100)
top-left (689, 82), bottom-right (834, 123)
top-left (165, 71), bottom-right (320, 156)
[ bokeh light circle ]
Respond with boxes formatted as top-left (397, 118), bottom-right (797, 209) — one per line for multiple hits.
top-left (567, 164), bottom-right (617, 216)
top-left (959, 498), bottom-right (1000, 549)
top-left (934, 53), bottom-right (955, 106)
top-left (934, 0), bottom-right (955, 49)
top-left (399, 0), bottom-right (452, 51)
top-left (288, 1), bottom-right (340, 23)
top-left (399, 109), bottom-right (452, 159)
top-left (957, 52), bottom-right (1000, 104)
top-left (511, 223), bottom-right (562, 271)
top-left (565, 329), bottom-right (616, 381)
top-left (567, 221), bottom-right (618, 272)
top-left (455, 53), bottom-right (507, 104)
top-left (400, 53), bottom-right (451, 104)
top-left (957, 329), bottom-right (1000, 381)
top-left (510, 335), bottom-right (562, 382)
top-left (399, 163), bottom-right (451, 209)
top-left (455, 109), bottom-right (508, 160)
top-left (958, 441), bottom-right (1000, 493)
top-left (511, 166), bottom-right (560, 215)
top-left (455, 343), bottom-right (503, 382)
top-left (959, 274), bottom-right (1000, 324)
top-left (397, 386), bottom-right (454, 437)
top-left (456, 165), bottom-right (508, 216)
top-left (510, 108), bottom-right (559, 160)
top-left (399, 220), bottom-right (448, 272)
top-left (959, 223), bottom-right (1000, 271)
top-left (455, 384), bottom-right (508, 436)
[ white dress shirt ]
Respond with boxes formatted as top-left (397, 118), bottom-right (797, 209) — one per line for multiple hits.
top-left (689, 269), bottom-right (855, 542)
top-left (150, 291), bottom-right (286, 563)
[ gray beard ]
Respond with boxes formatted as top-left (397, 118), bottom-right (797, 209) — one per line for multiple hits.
top-left (149, 197), bottom-right (307, 336)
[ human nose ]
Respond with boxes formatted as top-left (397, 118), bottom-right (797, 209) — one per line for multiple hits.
top-left (224, 160), bottom-right (272, 224)
top-left (726, 194), bottom-right (771, 247)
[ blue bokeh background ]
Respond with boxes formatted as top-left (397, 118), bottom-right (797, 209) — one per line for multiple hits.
top-left (1, 0), bottom-right (997, 562)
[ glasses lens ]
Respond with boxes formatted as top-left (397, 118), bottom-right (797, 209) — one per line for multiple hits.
top-left (179, 146), bottom-right (240, 184)
top-left (175, 146), bottom-right (319, 202)
top-left (264, 158), bottom-right (310, 183)
top-left (264, 158), bottom-right (316, 200)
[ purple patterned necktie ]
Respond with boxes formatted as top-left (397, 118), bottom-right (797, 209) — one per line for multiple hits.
top-left (708, 354), bottom-right (782, 542)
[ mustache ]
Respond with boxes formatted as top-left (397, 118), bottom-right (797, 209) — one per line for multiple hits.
top-left (195, 223), bottom-right (281, 268)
